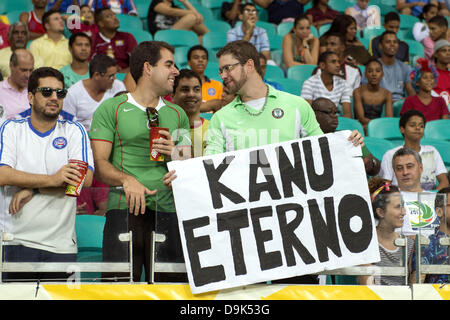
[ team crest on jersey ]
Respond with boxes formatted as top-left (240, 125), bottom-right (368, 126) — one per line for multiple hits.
top-left (272, 108), bottom-right (284, 119)
top-left (52, 137), bottom-right (67, 149)
top-left (207, 88), bottom-right (216, 96)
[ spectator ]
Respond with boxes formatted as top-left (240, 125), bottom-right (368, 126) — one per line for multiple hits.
top-left (0, 50), bottom-right (35, 120)
top-left (172, 68), bottom-right (208, 157)
top-left (423, 15), bottom-right (449, 60)
top-left (321, 32), bottom-right (361, 90)
top-left (322, 14), bottom-right (371, 66)
top-left (59, 32), bottom-right (91, 89)
top-left (68, 4), bottom-right (99, 37)
top-left (90, 8), bottom-right (137, 73)
top-left (353, 58), bottom-right (393, 134)
top-left (367, 31), bottom-right (415, 102)
top-left (413, 4), bottom-right (438, 44)
top-left (88, 0), bottom-right (138, 15)
top-left (254, 0), bottom-right (311, 25)
top-left (63, 54), bottom-right (126, 131)
top-left (311, 97), bottom-right (381, 176)
top-left (29, 9), bottom-right (72, 70)
top-left (221, 0), bottom-right (247, 27)
top-left (187, 45), bottom-right (224, 113)
top-left (400, 58), bottom-right (448, 121)
top-left (301, 51), bottom-right (353, 118)
top-left (396, 0), bottom-right (440, 16)
top-left (0, 22), bottom-right (43, 79)
top-left (432, 39), bottom-right (450, 107)
top-left (0, 20), bottom-right (9, 50)
top-left (89, 41), bottom-right (191, 282)
top-left (147, 0), bottom-right (209, 41)
top-left (48, 0), bottom-right (84, 13)
top-left (282, 14), bottom-right (319, 68)
top-left (305, 0), bottom-right (339, 30)
top-left (19, 0), bottom-right (47, 40)
top-left (358, 176), bottom-right (414, 285)
top-left (369, 12), bottom-right (410, 64)
top-left (0, 66), bottom-right (94, 282)
top-left (345, 0), bottom-right (381, 32)
top-left (227, 2), bottom-right (271, 61)
top-left (259, 52), bottom-right (284, 91)
top-left (379, 110), bottom-right (449, 191)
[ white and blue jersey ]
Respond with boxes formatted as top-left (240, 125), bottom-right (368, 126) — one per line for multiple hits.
top-left (0, 117), bottom-right (94, 254)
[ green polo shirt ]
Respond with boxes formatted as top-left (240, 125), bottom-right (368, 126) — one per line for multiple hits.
top-left (89, 93), bottom-right (191, 212)
top-left (205, 85), bottom-right (324, 155)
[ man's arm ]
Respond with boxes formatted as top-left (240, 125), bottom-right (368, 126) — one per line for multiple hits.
top-left (436, 173), bottom-right (449, 190)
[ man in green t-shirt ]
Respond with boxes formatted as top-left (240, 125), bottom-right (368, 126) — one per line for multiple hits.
top-left (89, 41), bottom-right (191, 282)
top-left (59, 32), bottom-right (91, 89)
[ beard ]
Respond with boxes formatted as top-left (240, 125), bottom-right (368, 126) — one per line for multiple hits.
top-left (224, 70), bottom-right (247, 95)
top-left (33, 103), bottom-right (61, 121)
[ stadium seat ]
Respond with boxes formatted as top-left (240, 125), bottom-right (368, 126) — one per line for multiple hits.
top-left (203, 19), bottom-right (231, 33)
top-left (421, 138), bottom-right (450, 167)
top-left (75, 214), bottom-right (105, 260)
top-left (424, 119), bottom-right (450, 141)
top-left (363, 26), bottom-right (384, 40)
top-left (130, 29), bottom-right (153, 43)
top-left (367, 117), bottom-right (403, 144)
top-left (286, 64), bottom-right (316, 81)
top-left (134, 0), bottom-right (151, 19)
top-left (364, 136), bottom-right (396, 161)
top-left (336, 117), bottom-right (365, 136)
top-left (195, 5), bottom-right (214, 21)
top-left (270, 77), bottom-right (302, 95)
top-left (328, 0), bottom-right (355, 13)
top-left (256, 21), bottom-right (277, 37)
top-left (202, 31), bottom-right (228, 56)
top-left (154, 29), bottom-right (199, 48)
top-left (268, 33), bottom-right (283, 51)
top-left (399, 14), bottom-right (420, 29)
top-left (5, 10), bottom-right (22, 24)
top-left (200, 0), bottom-right (225, 20)
top-left (397, 29), bottom-right (415, 41)
top-left (277, 21), bottom-right (294, 37)
top-left (257, 5), bottom-right (268, 21)
top-left (0, 0), bottom-right (33, 14)
top-left (200, 112), bottom-right (213, 120)
top-left (381, 99), bottom-right (403, 117)
top-left (204, 61), bottom-right (222, 82)
top-left (404, 39), bottom-right (425, 64)
top-left (117, 14), bottom-right (143, 30)
top-left (318, 23), bottom-right (331, 36)
top-left (265, 64), bottom-right (285, 80)
top-left (174, 46), bottom-right (190, 68)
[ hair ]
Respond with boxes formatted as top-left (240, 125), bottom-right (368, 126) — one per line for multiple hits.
top-left (7, 21), bottom-right (28, 40)
top-left (368, 176), bottom-right (400, 219)
top-left (311, 97), bottom-right (336, 111)
top-left (293, 14), bottom-right (310, 30)
top-left (9, 49), bottom-right (33, 67)
top-left (392, 147), bottom-right (423, 171)
top-left (129, 41), bottom-right (175, 83)
top-left (325, 14), bottom-right (357, 41)
top-left (42, 9), bottom-right (60, 32)
top-left (28, 67), bottom-right (65, 93)
top-left (384, 11), bottom-right (400, 24)
top-left (364, 56), bottom-right (383, 68)
top-left (173, 68), bottom-right (202, 93)
top-left (399, 109), bottom-right (426, 130)
top-left (89, 54), bottom-right (117, 78)
top-left (80, 4), bottom-right (91, 11)
top-left (435, 186), bottom-right (450, 211)
top-left (379, 30), bottom-right (397, 43)
top-left (216, 40), bottom-right (261, 72)
top-left (94, 7), bottom-right (111, 25)
top-left (318, 50), bottom-right (337, 64)
top-left (325, 32), bottom-right (346, 46)
top-left (409, 58), bottom-right (439, 92)
top-left (239, 2), bottom-right (257, 13)
top-left (68, 32), bottom-right (91, 48)
top-left (419, 3), bottom-right (438, 21)
top-left (428, 15), bottom-right (448, 28)
top-left (187, 44), bottom-right (208, 61)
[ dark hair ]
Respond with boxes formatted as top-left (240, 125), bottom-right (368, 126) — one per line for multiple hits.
top-left (89, 54), bottom-right (117, 78)
top-left (239, 2), bottom-right (257, 13)
top-left (42, 9), bottom-right (60, 32)
top-left (368, 176), bottom-right (400, 219)
top-left (173, 68), bottom-right (202, 93)
top-left (392, 147), bottom-right (423, 170)
top-left (318, 50), bottom-right (337, 64)
top-left (28, 67), bottom-right (65, 93)
top-left (365, 56), bottom-right (382, 68)
top-left (325, 14), bottom-right (357, 41)
top-left (419, 3), bottom-right (438, 21)
top-left (187, 44), bottom-right (208, 61)
top-left (94, 7), bottom-right (111, 25)
top-left (80, 4), bottom-right (91, 11)
top-left (399, 109), bottom-right (426, 130)
top-left (129, 41), bottom-right (175, 83)
top-left (325, 32), bottom-right (346, 46)
top-left (384, 11), bottom-right (400, 24)
top-left (69, 32), bottom-right (91, 48)
top-left (293, 14), bottom-right (310, 30)
top-left (428, 15), bottom-right (448, 28)
top-left (217, 40), bottom-right (261, 73)
top-left (435, 187), bottom-right (450, 210)
top-left (379, 30), bottom-right (397, 43)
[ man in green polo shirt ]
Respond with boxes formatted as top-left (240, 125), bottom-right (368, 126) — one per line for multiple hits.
top-left (89, 41), bottom-right (191, 282)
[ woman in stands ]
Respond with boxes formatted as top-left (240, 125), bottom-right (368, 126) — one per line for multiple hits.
top-left (305, 0), bottom-right (339, 30)
top-left (358, 177), bottom-right (415, 286)
top-left (282, 14), bottom-right (319, 68)
top-left (400, 58), bottom-right (449, 122)
top-left (353, 58), bottom-right (393, 135)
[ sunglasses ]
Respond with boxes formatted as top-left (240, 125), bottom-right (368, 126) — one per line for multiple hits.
top-left (34, 87), bottom-right (67, 99)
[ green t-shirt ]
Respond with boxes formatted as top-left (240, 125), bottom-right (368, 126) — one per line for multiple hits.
top-left (89, 93), bottom-right (191, 212)
top-left (205, 85), bottom-right (324, 155)
top-left (59, 64), bottom-right (89, 89)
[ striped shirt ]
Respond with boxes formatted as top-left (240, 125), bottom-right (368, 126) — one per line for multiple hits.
top-left (301, 73), bottom-right (352, 107)
top-left (227, 25), bottom-right (270, 53)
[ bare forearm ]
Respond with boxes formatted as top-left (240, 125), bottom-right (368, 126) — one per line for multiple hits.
top-left (93, 159), bottom-right (132, 187)
top-left (0, 166), bottom-right (56, 188)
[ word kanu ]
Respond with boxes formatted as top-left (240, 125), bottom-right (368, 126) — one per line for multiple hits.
top-left (182, 137), bottom-right (375, 287)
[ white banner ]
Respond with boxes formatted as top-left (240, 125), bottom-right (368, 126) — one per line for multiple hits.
top-left (168, 131), bottom-right (380, 294)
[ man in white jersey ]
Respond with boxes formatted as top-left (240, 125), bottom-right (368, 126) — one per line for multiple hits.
top-left (63, 54), bottom-right (126, 131)
top-left (0, 67), bottom-right (94, 282)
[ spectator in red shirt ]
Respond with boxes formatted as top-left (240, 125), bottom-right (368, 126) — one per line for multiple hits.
top-left (400, 58), bottom-right (449, 122)
top-left (68, 4), bottom-right (99, 37)
top-left (19, 0), bottom-right (47, 40)
top-left (90, 8), bottom-right (137, 73)
top-left (305, 0), bottom-right (339, 30)
top-left (432, 39), bottom-right (450, 108)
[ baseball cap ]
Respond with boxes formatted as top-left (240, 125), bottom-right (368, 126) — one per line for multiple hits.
top-left (433, 39), bottom-right (450, 55)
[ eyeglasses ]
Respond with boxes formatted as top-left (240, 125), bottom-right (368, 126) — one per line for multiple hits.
top-left (101, 72), bottom-right (116, 80)
top-left (34, 87), bottom-right (67, 99)
top-left (219, 62), bottom-right (241, 75)
top-left (243, 9), bottom-right (258, 14)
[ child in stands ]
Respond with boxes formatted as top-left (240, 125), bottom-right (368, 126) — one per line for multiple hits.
top-left (423, 15), bottom-right (449, 60)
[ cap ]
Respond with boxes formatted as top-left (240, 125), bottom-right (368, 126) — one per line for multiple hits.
top-left (433, 39), bottom-right (450, 55)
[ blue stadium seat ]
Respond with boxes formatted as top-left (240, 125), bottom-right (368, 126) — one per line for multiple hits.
top-left (381, 99), bottom-right (403, 117)
top-left (195, 5), bottom-right (214, 21)
top-left (134, 0), bottom-right (152, 19)
top-left (367, 117), bottom-right (403, 144)
top-left (200, 0), bottom-right (225, 20)
top-left (203, 19), bottom-right (231, 33)
top-left (286, 64), bottom-right (316, 81)
top-left (117, 14), bottom-right (143, 30)
top-left (202, 31), bottom-right (228, 56)
top-left (200, 112), bottom-right (213, 120)
top-left (154, 29), bottom-right (199, 48)
top-left (174, 46), bottom-right (190, 68)
top-left (268, 33), bottom-right (283, 51)
top-left (204, 61), bottom-right (222, 82)
top-left (364, 136), bottom-right (396, 161)
top-left (270, 77), bottom-right (301, 95)
top-left (336, 117), bottom-right (365, 136)
top-left (265, 64), bottom-right (285, 80)
top-left (362, 26), bottom-right (384, 40)
top-left (5, 10), bottom-right (22, 24)
top-left (404, 39), bottom-right (425, 64)
top-left (75, 214), bottom-right (105, 258)
top-left (399, 14), bottom-right (420, 29)
top-left (424, 119), bottom-right (450, 141)
top-left (130, 29), bottom-right (153, 43)
top-left (0, 0), bottom-right (33, 14)
top-left (318, 23), bottom-right (331, 36)
top-left (277, 21), bottom-right (293, 37)
top-left (328, 0), bottom-right (355, 13)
